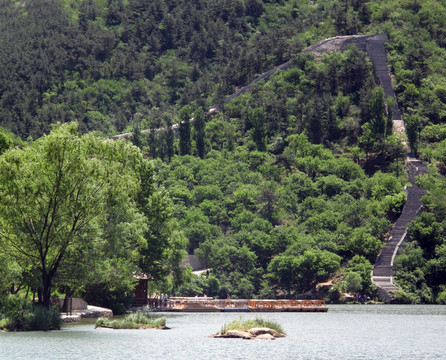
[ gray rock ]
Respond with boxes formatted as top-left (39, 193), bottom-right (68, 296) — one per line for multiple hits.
top-left (255, 333), bottom-right (275, 340)
top-left (270, 329), bottom-right (286, 338)
top-left (225, 330), bottom-right (253, 339)
top-left (249, 327), bottom-right (272, 336)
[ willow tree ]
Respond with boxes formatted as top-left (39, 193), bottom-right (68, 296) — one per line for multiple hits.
top-left (0, 123), bottom-right (148, 308)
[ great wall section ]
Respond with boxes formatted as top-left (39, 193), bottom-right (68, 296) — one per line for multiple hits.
top-left (112, 34), bottom-right (428, 301)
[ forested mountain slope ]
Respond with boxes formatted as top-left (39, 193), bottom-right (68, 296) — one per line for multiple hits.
top-left (1, 0), bottom-right (446, 304)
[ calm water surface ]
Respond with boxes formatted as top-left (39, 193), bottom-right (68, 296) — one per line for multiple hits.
top-left (1, 305), bottom-right (445, 360)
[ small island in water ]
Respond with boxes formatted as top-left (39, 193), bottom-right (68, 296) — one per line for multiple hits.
top-left (95, 312), bottom-right (168, 330)
top-left (212, 317), bottom-right (286, 340)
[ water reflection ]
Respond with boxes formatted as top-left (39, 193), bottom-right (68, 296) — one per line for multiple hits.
top-left (1, 305), bottom-right (445, 360)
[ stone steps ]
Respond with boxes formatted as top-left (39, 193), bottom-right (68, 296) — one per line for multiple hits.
top-left (372, 156), bottom-right (427, 299)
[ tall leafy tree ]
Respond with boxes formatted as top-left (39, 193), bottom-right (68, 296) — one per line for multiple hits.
top-left (369, 86), bottom-right (387, 141)
top-left (165, 116), bottom-right (175, 161)
top-left (405, 113), bottom-right (420, 155)
top-left (249, 107), bottom-right (267, 152)
top-left (136, 161), bottom-right (187, 283)
top-left (194, 107), bottom-right (206, 159)
top-left (178, 105), bottom-right (192, 156)
top-left (0, 123), bottom-right (146, 308)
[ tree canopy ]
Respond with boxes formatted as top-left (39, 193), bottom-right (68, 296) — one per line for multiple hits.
top-left (0, 123), bottom-right (185, 309)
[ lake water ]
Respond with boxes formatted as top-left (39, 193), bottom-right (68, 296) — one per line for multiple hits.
top-left (1, 305), bottom-right (445, 360)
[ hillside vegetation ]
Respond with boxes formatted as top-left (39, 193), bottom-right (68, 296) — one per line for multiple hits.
top-left (0, 0), bottom-right (446, 308)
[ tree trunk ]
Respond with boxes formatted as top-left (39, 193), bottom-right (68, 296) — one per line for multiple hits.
top-left (62, 288), bottom-right (73, 313)
top-left (41, 272), bottom-right (52, 309)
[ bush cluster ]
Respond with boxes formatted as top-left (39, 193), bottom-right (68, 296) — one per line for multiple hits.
top-left (0, 295), bottom-right (61, 331)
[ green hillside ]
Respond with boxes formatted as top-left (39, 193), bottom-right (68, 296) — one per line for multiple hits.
top-left (1, 0), bottom-right (446, 315)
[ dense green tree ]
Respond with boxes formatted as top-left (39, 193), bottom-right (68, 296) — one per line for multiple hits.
top-left (0, 123), bottom-right (151, 308)
top-left (193, 107), bottom-right (206, 159)
top-left (249, 107), bottom-right (267, 152)
top-left (369, 87), bottom-right (387, 142)
top-left (268, 250), bottom-right (341, 295)
top-left (408, 213), bottom-right (444, 260)
top-left (405, 113), bottom-right (420, 155)
top-left (0, 128), bottom-right (13, 155)
top-left (178, 105), bottom-right (192, 156)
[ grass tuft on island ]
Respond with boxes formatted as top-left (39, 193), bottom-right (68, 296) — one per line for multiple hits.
top-left (213, 317), bottom-right (286, 340)
top-left (95, 312), bottom-right (167, 330)
top-left (220, 317), bottom-right (285, 335)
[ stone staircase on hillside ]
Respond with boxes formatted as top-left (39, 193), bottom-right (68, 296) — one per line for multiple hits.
top-left (372, 157), bottom-right (427, 300)
top-left (107, 34), bottom-right (429, 303)
top-left (366, 39), bottom-right (402, 120)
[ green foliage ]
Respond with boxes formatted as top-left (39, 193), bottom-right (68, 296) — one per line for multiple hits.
top-left (95, 313), bottom-right (166, 329)
top-left (369, 87), bottom-right (387, 140)
top-left (178, 105), bottom-right (192, 156)
top-left (0, 122), bottom-right (181, 311)
top-left (248, 107), bottom-right (267, 152)
top-left (0, 128), bottom-right (13, 155)
top-left (268, 250), bottom-right (341, 295)
top-left (0, 296), bottom-right (61, 331)
top-left (408, 213), bottom-right (444, 259)
top-left (83, 280), bottom-right (135, 315)
top-left (393, 236), bottom-right (444, 304)
top-left (153, 127), bottom-right (401, 298)
top-left (392, 289), bottom-right (419, 304)
top-left (27, 306), bottom-right (62, 331)
top-left (347, 255), bottom-right (373, 293)
top-left (193, 107), bottom-right (207, 159)
top-left (346, 228), bottom-right (382, 262)
top-left (344, 272), bottom-right (362, 294)
top-left (3, 0), bottom-right (445, 304)
top-left (437, 286), bottom-right (446, 304)
top-left (421, 124), bottom-right (446, 143)
top-left (405, 113), bottom-right (421, 154)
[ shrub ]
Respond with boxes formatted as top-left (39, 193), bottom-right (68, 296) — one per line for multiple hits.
top-left (0, 296), bottom-right (61, 331)
top-left (95, 312), bottom-right (166, 329)
top-left (327, 282), bottom-right (344, 303)
top-left (436, 287), bottom-right (446, 304)
top-left (0, 295), bottom-right (32, 331)
top-left (27, 306), bottom-right (61, 331)
top-left (392, 289), bottom-right (419, 304)
top-left (344, 272), bottom-right (363, 294)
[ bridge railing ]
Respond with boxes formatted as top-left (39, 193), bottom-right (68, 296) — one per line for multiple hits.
top-left (166, 297), bottom-right (326, 310)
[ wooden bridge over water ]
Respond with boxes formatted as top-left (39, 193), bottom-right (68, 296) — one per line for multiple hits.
top-left (155, 297), bottom-right (328, 312)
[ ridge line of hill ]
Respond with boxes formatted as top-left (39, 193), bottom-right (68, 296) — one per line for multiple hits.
top-left (111, 34), bottom-right (396, 141)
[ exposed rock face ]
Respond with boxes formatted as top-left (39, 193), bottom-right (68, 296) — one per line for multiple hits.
top-left (212, 327), bottom-right (285, 340)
